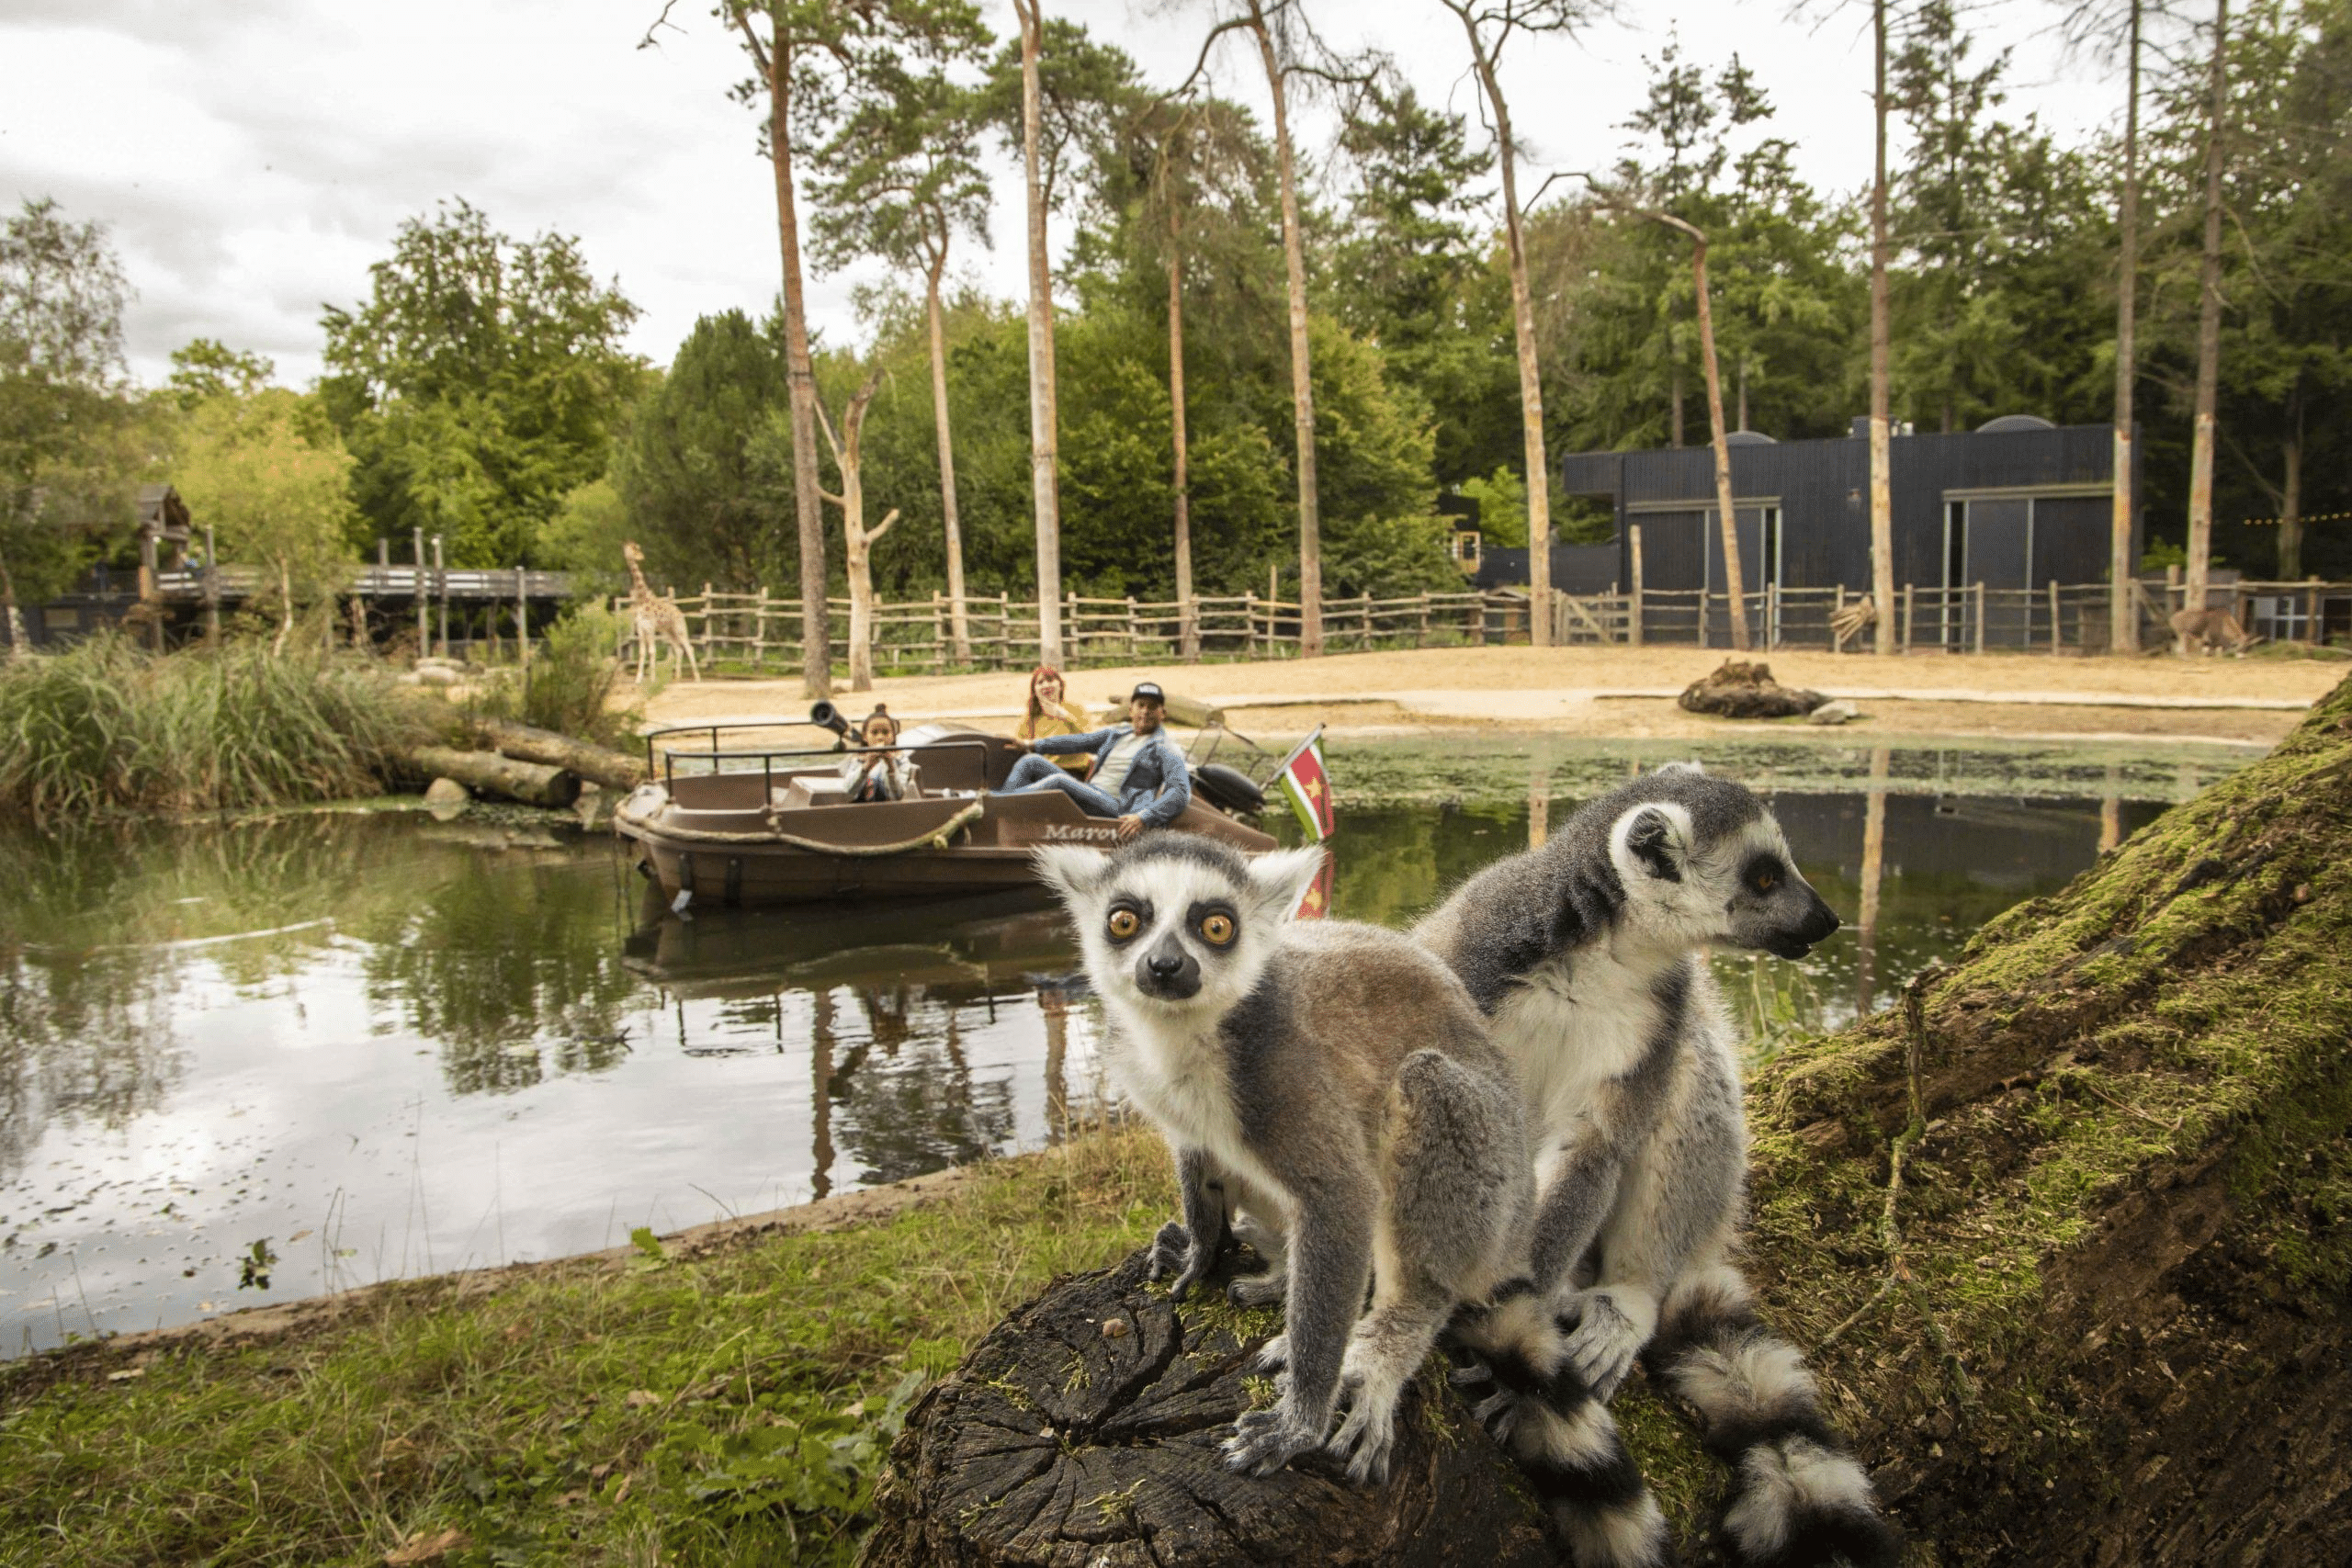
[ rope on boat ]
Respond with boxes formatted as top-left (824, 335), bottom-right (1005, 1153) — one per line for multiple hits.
top-left (615, 798), bottom-right (986, 856)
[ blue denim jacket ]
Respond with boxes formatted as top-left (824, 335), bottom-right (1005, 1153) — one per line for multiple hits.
top-left (1032, 725), bottom-right (1193, 828)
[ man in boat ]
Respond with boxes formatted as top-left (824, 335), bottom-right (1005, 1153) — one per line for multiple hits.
top-left (996, 681), bottom-right (1192, 842)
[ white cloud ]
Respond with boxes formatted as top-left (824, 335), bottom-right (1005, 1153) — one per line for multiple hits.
top-left (0, 0), bottom-right (2119, 389)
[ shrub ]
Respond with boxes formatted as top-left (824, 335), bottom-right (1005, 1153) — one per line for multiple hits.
top-left (463, 604), bottom-right (639, 750)
top-left (0, 634), bottom-right (434, 821)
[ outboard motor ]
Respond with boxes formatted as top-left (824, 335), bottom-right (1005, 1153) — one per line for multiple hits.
top-left (1192, 762), bottom-right (1267, 817)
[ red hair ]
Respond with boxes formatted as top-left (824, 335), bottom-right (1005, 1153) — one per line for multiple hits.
top-left (1025, 665), bottom-right (1068, 728)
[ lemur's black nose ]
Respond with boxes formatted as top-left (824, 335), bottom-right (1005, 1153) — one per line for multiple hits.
top-left (1148, 953), bottom-right (1185, 979)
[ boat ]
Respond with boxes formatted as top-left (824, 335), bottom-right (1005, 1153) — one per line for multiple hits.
top-left (616, 709), bottom-right (1281, 909)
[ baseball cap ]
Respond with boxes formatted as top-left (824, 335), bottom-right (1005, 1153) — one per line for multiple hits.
top-left (1129, 682), bottom-right (1167, 705)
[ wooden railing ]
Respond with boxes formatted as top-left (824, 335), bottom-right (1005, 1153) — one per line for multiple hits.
top-left (613, 578), bottom-right (2352, 672)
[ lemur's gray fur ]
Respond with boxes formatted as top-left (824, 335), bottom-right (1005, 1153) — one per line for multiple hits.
top-left (1037, 835), bottom-right (1533, 1484)
top-left (1417, 765), bottom-right (1898, 1568)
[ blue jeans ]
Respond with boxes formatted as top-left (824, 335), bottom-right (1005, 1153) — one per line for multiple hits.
top-left (1001, 752), bottom-right (1122, 817)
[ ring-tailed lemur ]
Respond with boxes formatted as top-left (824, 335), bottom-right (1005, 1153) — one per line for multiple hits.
top-left (1036, 835), bottom-right (1534, 1484)
top-left (1417, 765), bottom-right (1899, 1568)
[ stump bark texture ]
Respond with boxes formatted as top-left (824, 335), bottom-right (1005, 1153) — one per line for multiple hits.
top-left (402, 746), bottom-right (582, 809)
top-left (1676, 659), bottom-right (1827, 718)
top-left (862, 1249), bottom-right (1547, 1568)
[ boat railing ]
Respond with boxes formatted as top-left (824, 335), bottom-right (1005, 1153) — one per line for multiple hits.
top-left (639, 720), bottom-right (999, 797)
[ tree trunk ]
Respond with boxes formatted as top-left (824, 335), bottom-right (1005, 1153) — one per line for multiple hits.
top-left (926, 254), bottom-right (972, 665)
top-left (821, 372), bottom-right (895, 694)
top-left (1870, 0), bottom-right (1897, 655)
top-left (470, 718), bottom-right (647, 793)
top-left (405, 746), bottom-right (582, 809)
top-left (2278, 393), bottom-right (2302, 581)
top-left (1464, 28), bottom-right (1552, 648)
top-left (2186, 0), bottom-right (2230, 615)
top-left (2111, 0), bottom-right (2143, 654)
top-left (1685, 230), bottom-right (1750, 652)
top-left (1248, 3), bottom-right (1323, 659)
top-left (1014, 0), bottom-right (1064, 671)
top-left (1736, 355), bottom-right (1748, 434)
top-left (1669, 358), bottom-right (1684, 448)
top-left (863, 1247), bottom-right (1552, 1567)
top-left (0, 547), bottom-right (27, 661)
top-left (1169, 204), bottom-right (1198, 663)
top-left (747, 8), bottom-right (832, 702)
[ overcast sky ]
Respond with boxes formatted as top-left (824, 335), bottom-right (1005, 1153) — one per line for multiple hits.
top-left (1, 0), bottom-right (2123, 390)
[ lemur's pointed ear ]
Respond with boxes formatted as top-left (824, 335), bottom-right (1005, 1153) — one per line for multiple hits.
top-left (1618, 805), bottom-right (1690, 883)
top-left (1245, 845), bottom-right (1327, 919)
top-left (1031, 845), bottom-right (1109, 906)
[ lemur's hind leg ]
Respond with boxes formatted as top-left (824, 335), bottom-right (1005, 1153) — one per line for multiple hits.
top-left (1328, 1269), bottom-right (1453, 1485)
top-left (1647, 1262), bottom-right (1899, 1568)
top-left (1452, 1286), bottom-right (1670, 1568)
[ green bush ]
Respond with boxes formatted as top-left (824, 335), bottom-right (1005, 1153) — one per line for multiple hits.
top-left (0, 634), bottom-right (434, 821)
top-left (464, 603), bottom-right (639, 750)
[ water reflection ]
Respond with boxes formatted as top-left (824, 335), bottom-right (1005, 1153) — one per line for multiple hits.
top-left (1, 758), bottom-right (2180, 1354)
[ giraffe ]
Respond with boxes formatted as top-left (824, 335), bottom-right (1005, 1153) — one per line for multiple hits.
top-left (621, 541), bottom-right (700, 682)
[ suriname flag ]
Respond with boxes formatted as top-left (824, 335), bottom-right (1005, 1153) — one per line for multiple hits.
top-left (1274, 727), bottom-right (1333, 841)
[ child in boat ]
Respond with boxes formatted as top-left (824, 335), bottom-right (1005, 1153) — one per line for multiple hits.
top-left (841, 705), bottom-right (920, 802)
top-left (1014, 665), bottom-right (1091, 775)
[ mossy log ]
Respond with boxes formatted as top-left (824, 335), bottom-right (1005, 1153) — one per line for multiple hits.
top-left (861, 1248), bottom-right (1549, 1568)
top-left (876, 671), bottom-right (2352, 1566)
top-left (469, 718), bottom-right (647, 793)
top-left (403, 745), bottom-right (581, 809)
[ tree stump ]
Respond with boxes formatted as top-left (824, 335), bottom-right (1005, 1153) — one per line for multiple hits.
top-left (1676, 658), bottom-right (1828, 719)
top-left (862, 1248), bottom-right (1548, 1568)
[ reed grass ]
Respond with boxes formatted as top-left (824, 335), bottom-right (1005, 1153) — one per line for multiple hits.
top-left (0, 634), bottom-right (436, 821)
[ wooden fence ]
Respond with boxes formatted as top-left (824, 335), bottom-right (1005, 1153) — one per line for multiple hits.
top-left (616, 577), bottom-right (2352, 673)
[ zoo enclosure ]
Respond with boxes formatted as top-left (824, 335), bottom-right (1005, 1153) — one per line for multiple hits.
top-left (616, 575), bottom-right (2352, 674)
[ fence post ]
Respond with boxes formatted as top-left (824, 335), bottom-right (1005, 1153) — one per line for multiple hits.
top-left (1627, 524), bottom-right (1645, 648)
top-left (516, 567), bottom-right (530, 670)
top-left (1901, 582), bottom-right (1914, 653)
top-left (1244, 592), bottom-right (1259, 658)
top-left (1126, 595), bottom-right (1140, 660)
top-left (1471, 592), bottom-right (1487, 647)
top-left (1360, 592), bottom-right (1373, 650)
top-left (752, 586), bottom-right (768, 670)
top-left (2048, 580), bottom-right (2063, 653)
top-left (1417, 593), bottom-right (1430, 648)
top-left (1765, 580), bottom-right (1779, 649)
top-left (432, 535), bottom-right (448, 657)
top-left (1974, 581), bottom-right (1987, 655)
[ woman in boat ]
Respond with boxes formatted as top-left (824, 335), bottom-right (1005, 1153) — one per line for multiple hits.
top-left (1014, 665), bottom-right (1091, 775)
top-left (840, 705), bottom-right (921, 803)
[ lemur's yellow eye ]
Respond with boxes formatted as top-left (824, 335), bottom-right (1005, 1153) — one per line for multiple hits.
top-left (1107, 908), bottom-right (1140, 941)
top-left (1199, 912), bottom-right (1236, 946)
top-left (1753, 869), bottom-right (1778, 893)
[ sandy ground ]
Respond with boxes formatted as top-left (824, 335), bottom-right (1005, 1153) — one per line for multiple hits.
top-left (638, 646), bottom-right (2347, 749)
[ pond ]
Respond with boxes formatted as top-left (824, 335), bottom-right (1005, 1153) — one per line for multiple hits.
top-left (0, 738), bottom-right (2246, 1356)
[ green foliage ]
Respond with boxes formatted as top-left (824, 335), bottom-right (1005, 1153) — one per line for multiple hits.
top-left (0, 635), bottom-right (433, 821)
top-left (169, 387), bottom-right (359, 604)
top-left (0, 198), bottom-right (147, 616)
top-left (465, 604), bottom-right (638, 750)
top-left (164, 337), bottom-right (274, 408)
top-left (613, 310), bottom-right (793, 591)
top-left (320, 199), bottom-right (644, 569)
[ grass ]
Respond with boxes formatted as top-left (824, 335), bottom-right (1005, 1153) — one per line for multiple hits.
top-left (465, 604), bottom-right (641, 751)
top-left (0, 1123), bottom-right (1170, 1567)
top-left (0, 635), bottom-right (439, 822)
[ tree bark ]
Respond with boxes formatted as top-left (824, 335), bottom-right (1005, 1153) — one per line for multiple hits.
top-left (1454, 9), bottom-right (1553, 648)
top-left (1870, 0), bottom-right (1897, 655)
top-left (744, 6), bottom-right (832, 702)
top-left (926, 251), bottom-right (973, 665)
top-left (1247, 2), bottom-right (1323, 659)
top-left (1672, 221), bottom-right (1750, 652)
top-left (405, 746), bottom-right (582, 809)
top-left (864, 1247), bottom-right (1552, 1567)
top-left (1013, 0), bottom-right (1064, 670)
top-left (2278, 390), bottom-right (2302, 581)
top-left (469, 718), bottom-right (647, 793)
top-left (820, 368), bottom-right (896, 693)
top-left (1169, 203), bottom-right (1198, 663)
top-left (2110, 0), bottom-right (2143, 655)
top-left (2187, 0), bottom-right (2230, 615)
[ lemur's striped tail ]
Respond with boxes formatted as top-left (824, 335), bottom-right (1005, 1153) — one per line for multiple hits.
top-left (1648, 1266), bottom-right (1900, 1568)
top-left (1452, 1285), bottom-right (1671, 1568)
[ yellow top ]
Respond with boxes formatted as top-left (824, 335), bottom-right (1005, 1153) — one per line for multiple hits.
top-left (1016, 699), bottom-right (1093, 773)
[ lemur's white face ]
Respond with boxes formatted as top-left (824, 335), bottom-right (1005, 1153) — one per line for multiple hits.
top-left (1036, 843), bottom-right (1327, 1021)
top-left (1607, 797), bottom-right (1841, 959)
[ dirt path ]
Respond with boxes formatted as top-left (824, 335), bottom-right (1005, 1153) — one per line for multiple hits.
top-left (640, 646), bottom-right (2345, 748)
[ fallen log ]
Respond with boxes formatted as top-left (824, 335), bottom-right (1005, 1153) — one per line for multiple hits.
top-left (862, 1247), bottom-right (1548, 1568)
top-left (404, 746), bottom-right (581, 809)
top-left (469, 717), bottom-right (647, 792)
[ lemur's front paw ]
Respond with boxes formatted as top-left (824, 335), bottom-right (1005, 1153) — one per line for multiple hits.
top-left (1227, 1269), bottom-right (1284, 1309)
top-left (1328, 1382), bottom-right (1404, 1486)
top-left (1223, 1404), bottom-right (1324, 1475)
top-left (1148, 1221), bottom-right (1210, 1300)
top-left (1560, 1291), bottom-right (1648, 1402)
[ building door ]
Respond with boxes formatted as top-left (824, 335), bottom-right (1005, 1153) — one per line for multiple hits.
top-left (1951, 497), bottom-right (2033, 649)
top-left (1633, 510), bottom-right (1708, 643)
top-left (1702, 505), bottom-right (1780, 646)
